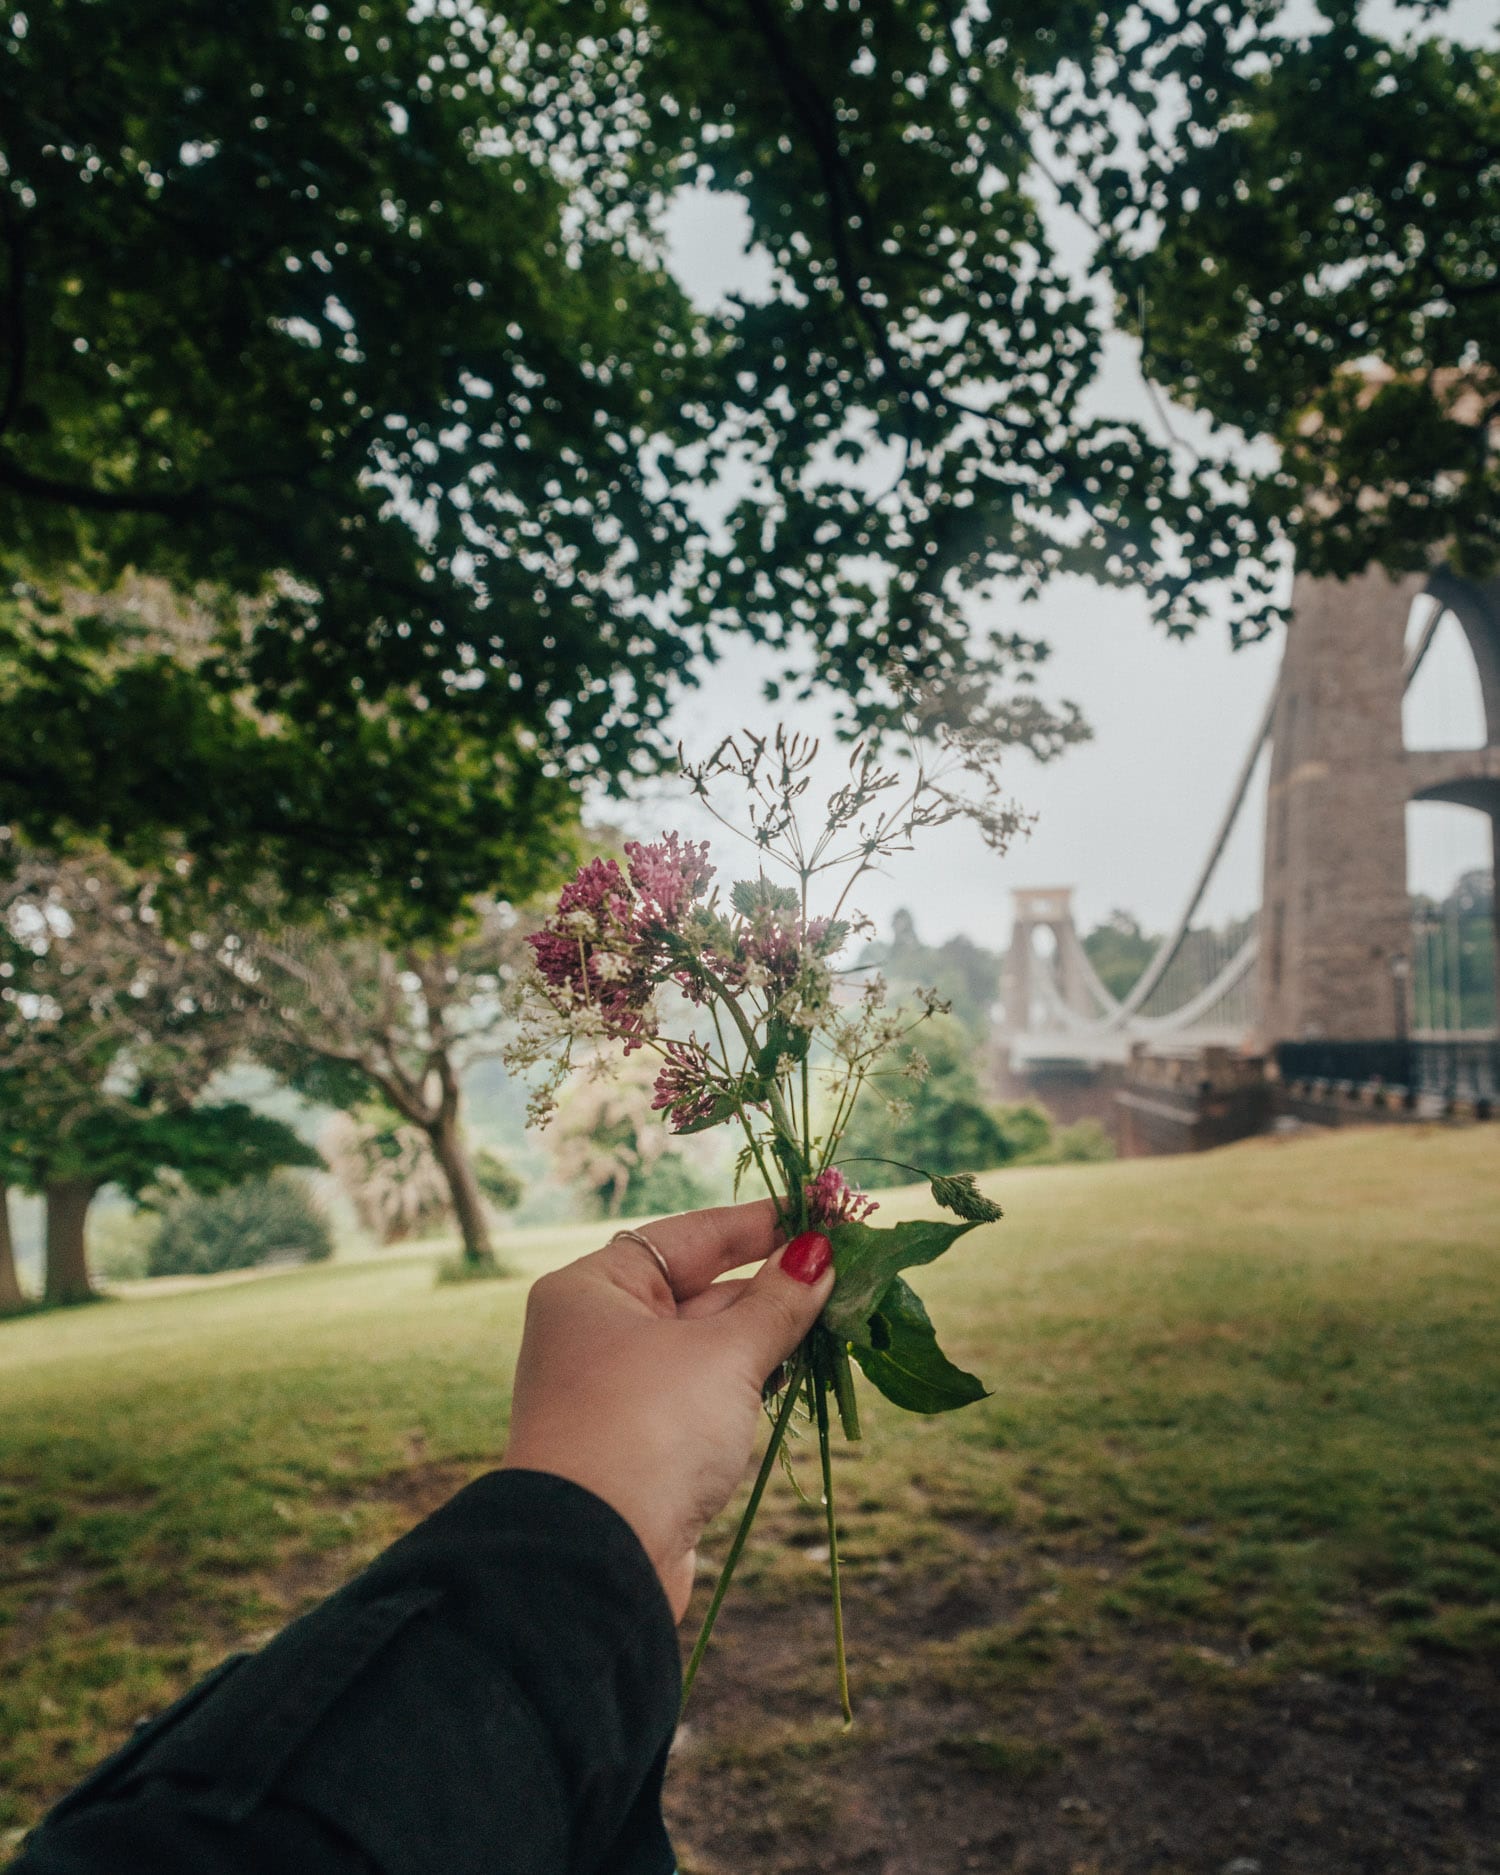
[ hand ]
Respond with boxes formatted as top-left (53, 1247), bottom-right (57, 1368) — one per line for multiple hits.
top-left (501, 1200), bottom-right (835, 1618)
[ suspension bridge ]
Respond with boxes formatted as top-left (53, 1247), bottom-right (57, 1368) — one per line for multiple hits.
top-left (994, 564), bottom-right (1500, 1136)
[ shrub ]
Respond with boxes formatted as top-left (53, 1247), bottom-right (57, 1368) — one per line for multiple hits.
top-left (552, 1073), bottom-right (712, 1218)
top-left (88, 1205), bottom-right (158, 1283)
top-left (626, 1150), bottom-right (710, 1219)
top-left (1049, 1119), bottom-right (1116, 1163)
top-left (147, 1175), bottom-right (332, 1278)
top-left (474, 1149), bottom-right (525, 1212)
top-left (322, 1105), bottom-right (449, 1244)
top-left (843, 1018), bottom-right (1035, 1185)
top-left (993, 1102), bottom-right (1054, 1162)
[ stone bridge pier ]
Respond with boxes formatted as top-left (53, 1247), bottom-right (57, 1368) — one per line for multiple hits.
top-left (1257, 566), bottom-right (1500, 1046)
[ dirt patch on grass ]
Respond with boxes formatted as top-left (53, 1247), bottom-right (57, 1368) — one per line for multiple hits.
top-left (0, 1461), bottom-right (486, 1664)
top-left (667, 1581), bottom-right (1499, 1875)
top-left (6, 1456), bottom-right (1496, 1869)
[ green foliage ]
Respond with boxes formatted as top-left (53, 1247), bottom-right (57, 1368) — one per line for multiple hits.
top-left (473, 1151), bottom-right (524, 1214)
top-left (1082, 4), bottom-right (1500, 590)
top-left (1082, 911), bottom-right (1159, 1004)
top-left (993, 1102), bottom-right (1055, 1164)
top-left (848, 1275), bottom-right (989, 1416)
top-left (0, 845), bottom-right (320, 1205)
top-left (0, 0), bottom-right (1324, 909)
top-left (1049, 1120), bottom-right (1117, 1165)
top-left (147, 1174), bottom-right (331, 1278)
top-left (2, 1095), bottom-right (320, 1207)
top-left (550, 1072), bottom-right (712, 1221)
top-left (860, 911), bottom-right (1002, 1041)
top-left (823, 1215), bottom-right (981, 1347)
top-left (85, 1205), bottom-right (157, 1283)
top-left (841, 1016), bottom-right (1020, 1185)
top-left (626, 1151), bottom-right (712, 1222)
top-left (98, 1104), bottom-right (321, 1202)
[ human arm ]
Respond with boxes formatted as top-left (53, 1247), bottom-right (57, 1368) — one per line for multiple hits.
top-left (8, 1202), bottom-right (833, 1875)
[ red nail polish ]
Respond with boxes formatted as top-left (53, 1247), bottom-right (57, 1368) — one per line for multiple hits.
top-left (782, 1230), bottom-right (833, 1285)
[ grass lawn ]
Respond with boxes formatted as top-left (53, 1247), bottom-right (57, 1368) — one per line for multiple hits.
top-left (2, 1126), bottom-right (1497, 1871)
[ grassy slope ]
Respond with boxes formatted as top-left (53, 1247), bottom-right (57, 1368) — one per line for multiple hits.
top-left (1, 1128), bottom-right (1497, 1843)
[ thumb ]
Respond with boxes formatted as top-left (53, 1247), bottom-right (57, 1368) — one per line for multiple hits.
top-left (715, 1230), bottom-right (836, 1384)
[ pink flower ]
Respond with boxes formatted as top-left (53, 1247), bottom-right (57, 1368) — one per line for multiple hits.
top-left (743, 912), bottom-right (802, 985)
top-left (805, 1167), bottom-right (877, 1230)
top-left (528, 857), bottom-right (654, 1043)
top-left (650, 1039), bottom-right (721, 1133)
top-left (625, 834), bottom-right (715, 929)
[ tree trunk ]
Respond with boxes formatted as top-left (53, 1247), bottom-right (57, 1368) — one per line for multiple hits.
top-left (0, 1185), bottom-right (26, 1313)
top-left (429, 1110), bottom-right (502, 1272)
top-left (44, 1177), bottom-right (98, 1306)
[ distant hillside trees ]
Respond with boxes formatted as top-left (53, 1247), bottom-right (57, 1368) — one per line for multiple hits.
top-left (840, 1016), bottom-right (1048, 1189)
top-left (860, 909), bottom-right (1002, 1040)
top-left (1081, 910), bottom-right (1256, 1007)
top-left (1081, 911), bottom-right (1158, 1005)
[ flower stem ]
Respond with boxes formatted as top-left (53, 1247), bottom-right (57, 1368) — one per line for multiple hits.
top-left (828, 1339), bottom-right (862, 1443)
top-left (814, 1371), bottom-right (853, 1726)
top-left (681, 1351), bottom-right (806, 1713)
top-left (835, 1155), bottom-right (930, 1181)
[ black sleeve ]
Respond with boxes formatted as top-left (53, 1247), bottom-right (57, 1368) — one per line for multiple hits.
top-left (8, 1471), bottom-right (682, 1875)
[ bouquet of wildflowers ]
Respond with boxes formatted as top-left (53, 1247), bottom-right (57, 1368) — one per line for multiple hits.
top-left (508, 713), bottom-right (1026, 1719)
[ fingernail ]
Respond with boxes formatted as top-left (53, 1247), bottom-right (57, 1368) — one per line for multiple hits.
top-left (782, 1230), bottom-right (833, 1285)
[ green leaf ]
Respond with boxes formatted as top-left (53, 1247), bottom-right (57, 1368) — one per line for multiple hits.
top-left (671, 1093), bottom-right (742, 1136)
top-left (851, 1278), bottom-right (988, 1415)
top-left (754, 1013), bottom-right (811, 1081)
top-left (823, 1214), bottom-right (981, 1345)
top-left (731, 877), bottom-right (800, 918)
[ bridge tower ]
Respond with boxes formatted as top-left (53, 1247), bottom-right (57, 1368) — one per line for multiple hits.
top-left (1001, 886), bottom-right (1092, 1034)
top-left (1258, 567), bottom-right (1500, 1044)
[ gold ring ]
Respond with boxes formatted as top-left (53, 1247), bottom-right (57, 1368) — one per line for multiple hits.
top-left (610, 1228), bottom-right (674, 1296)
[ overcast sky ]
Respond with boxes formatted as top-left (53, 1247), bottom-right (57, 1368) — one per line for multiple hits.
top-left (609, 16), bottom-right (1494, 953)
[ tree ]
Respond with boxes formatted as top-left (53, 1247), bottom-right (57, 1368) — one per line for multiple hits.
top-left (0, 843), bottom-right (316, 1302)
top-left (551, 1070), bottom-right (711, 1221)
top-left (1082, 910), bottom-right (1159, 1004)
top-left (226, 902), bottom-right (531, 1272)
top-left (0, 1183), bottom-right (23, 1312)
top-left (1078, 2), bottom-right (1499, 589)
top-left (323, 1103), bottom-right (455, 1247)
top-left (323, 1099), bottom-right (523, 1246)
top-left (839, 1015), bottom-right (1024, 1188)
top-left (860, 908), bottom-right (1002, 1039)
top-left (3, 0), bottom-right (1290, 912)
